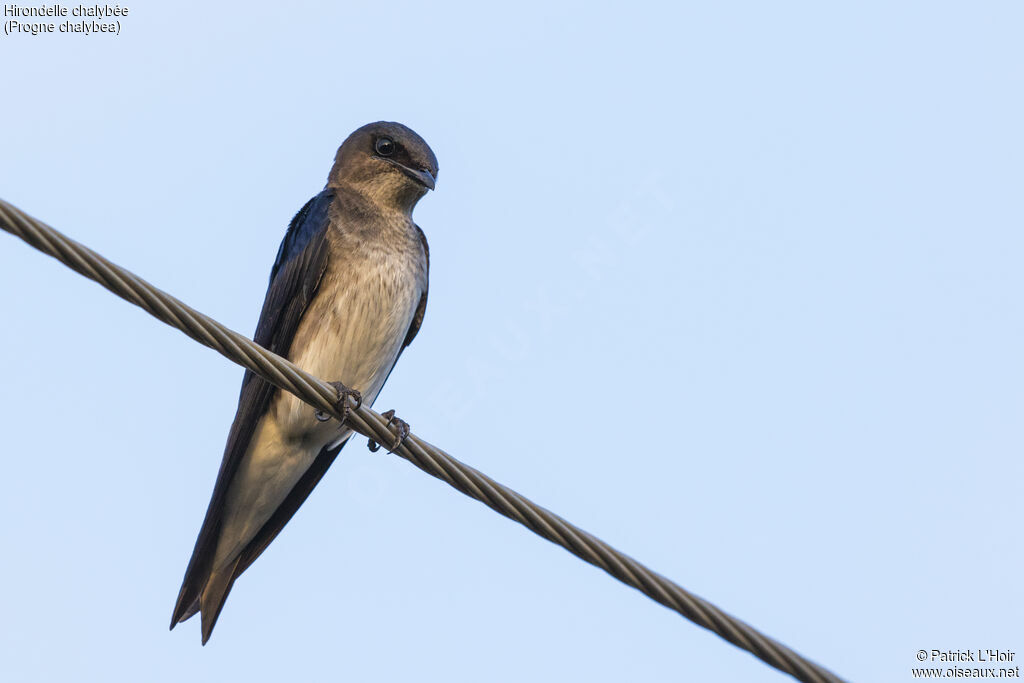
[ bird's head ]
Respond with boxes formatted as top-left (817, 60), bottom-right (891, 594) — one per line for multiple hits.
top-left (328, 121), bottom-right (438, 213)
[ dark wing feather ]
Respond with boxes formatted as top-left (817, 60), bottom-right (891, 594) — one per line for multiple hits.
top-left (235, 222), bottom-right (429, 584)
top-left (402, 224), bottom-right (429, 349)
top-left (172, 200), bottom-right (430, 642)
top-left (170, 189), bottom-right (335, 629)
top-left (196, 217), bottom-right (429, 642)
top-left (374, 224), bottom-right (430, 397)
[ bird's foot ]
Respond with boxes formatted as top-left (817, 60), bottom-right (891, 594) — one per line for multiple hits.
top-left (315, 381), bottom-right (362, 425)
top-left (367, 409), bottom-right (410, 453)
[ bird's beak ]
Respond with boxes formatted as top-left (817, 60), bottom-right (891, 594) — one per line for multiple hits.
top-left (386, 159), bottom-right (436, 191)
top-left (415, 168), bottom-right (436, 191)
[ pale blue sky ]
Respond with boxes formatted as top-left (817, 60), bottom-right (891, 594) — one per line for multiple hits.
top-left (1, 2), bottom-right (1021, 681)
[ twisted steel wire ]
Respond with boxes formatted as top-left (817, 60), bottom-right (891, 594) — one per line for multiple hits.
top-left (0, 198), bottom-right (846, 683)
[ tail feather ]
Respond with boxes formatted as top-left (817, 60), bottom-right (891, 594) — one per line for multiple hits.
top-left (172, 598), bottom-right (200, 626)
top-left (170, 569), bottom-right (204, 630)
top-left (170, 442), bottom-right (345, 643)
top-left (200, 556), bottom-right (242, 645)
top-left (170, 527), bottom-right (218, 630)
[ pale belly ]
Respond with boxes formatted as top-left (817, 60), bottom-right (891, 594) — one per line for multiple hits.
top-left (212, 262), bottom-right (422, 567)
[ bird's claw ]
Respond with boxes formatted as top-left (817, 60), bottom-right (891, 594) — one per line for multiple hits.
top-left (318, 381), bottom-right (361, 425)
top-left (367, 409), bottom-right (410, 453)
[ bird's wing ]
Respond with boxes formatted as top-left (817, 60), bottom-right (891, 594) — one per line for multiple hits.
top-left (402, 224), bottom-right (429, 348)
top-left (235, 221), bottom-right (429, 583)
top-left (368, 224), bottom-right (429, 408)
top-left (170, 189), bottom-right (336, 630)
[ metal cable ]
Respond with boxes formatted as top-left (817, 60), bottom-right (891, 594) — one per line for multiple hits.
top-left (0, 198), bottom-right (846, 683)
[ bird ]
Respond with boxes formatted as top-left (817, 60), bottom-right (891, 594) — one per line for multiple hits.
top-left (170, 121), bottom-right (438, 644)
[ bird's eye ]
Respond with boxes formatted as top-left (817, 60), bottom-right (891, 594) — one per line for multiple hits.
top-left (375, 137), bottom-right (395, 156)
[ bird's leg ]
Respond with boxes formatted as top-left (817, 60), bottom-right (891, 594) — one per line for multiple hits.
top-left (314, 381), bottom-right (362, 425)
top-left (367, 409), bottom-right (410, 453)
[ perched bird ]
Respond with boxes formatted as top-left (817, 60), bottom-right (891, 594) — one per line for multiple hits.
top-left (170, 122), bottom-right (437, 644)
